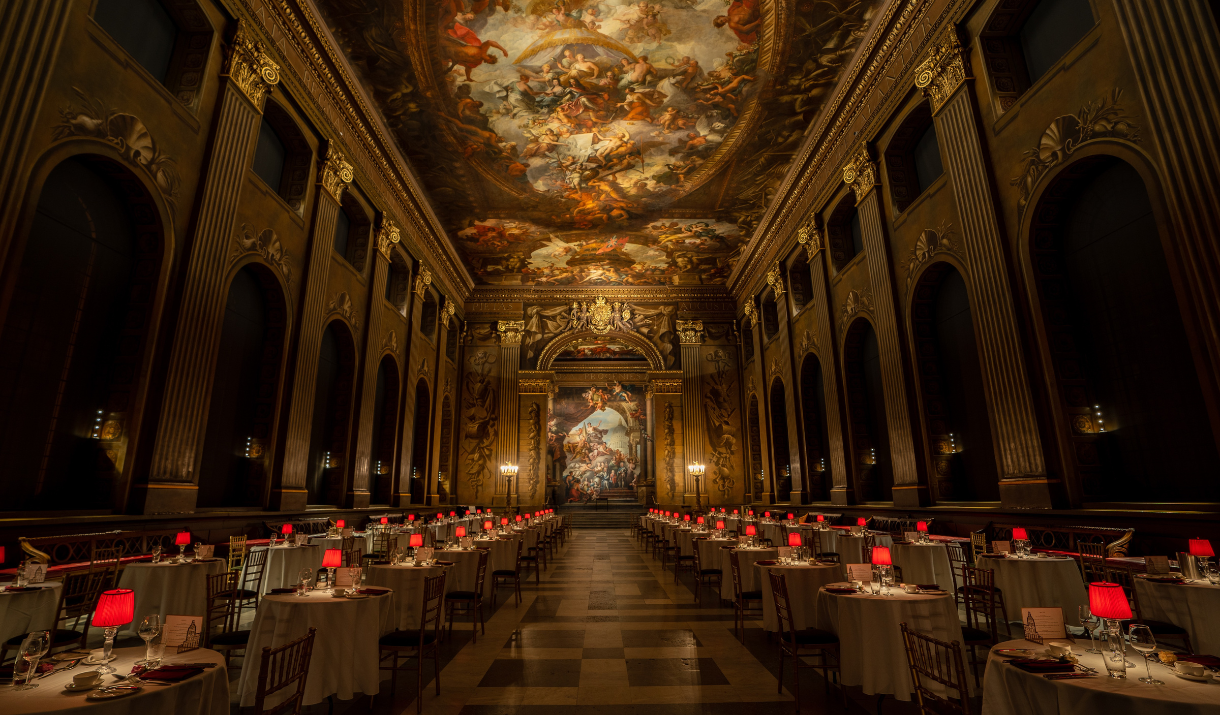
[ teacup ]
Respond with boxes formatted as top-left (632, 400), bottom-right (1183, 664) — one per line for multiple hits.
top-left (903, 583), bottom-right (919, 594)
top-left (1047, 641), bottom-right (1073, 658)
top-left (1177, 661), bottom-right (1206, 677)
top-left (73, 670), bottom-right (103, 687)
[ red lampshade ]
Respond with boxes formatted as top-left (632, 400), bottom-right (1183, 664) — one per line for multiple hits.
top-left (764, 511), bottom-right (771, 518)
top-left (716, 520), bottom-right (725, 530)
top-left (484, 520), bottom-right (493, 531)
top-left (525, 513), bottom-right (532, 519)
top-left (500, 517), bottom-right (508, 525)
top-left (175, 531), bottom-right (191, 546)
top-left (817, 515), bottom-right (825, 522)
top-left (408, 515), bottom-right (415, 521)
top-left (515, 515), bottom-right (522, 522)
top-left (381, 517), bottom-right (389, 525)
top-left (0, 546), bottom-right (5, 563)
top-left (450, 511), bottom-right (456, 517)
top-left (93, 589), bottom-right (134, 628)
top-left (456, 526), bottom-right (466, 538)
top-left (409, 534), bottom-right (424, 548)
top-left (1089, 582), bottom-right (1132, 619)
top-left (788, 533), bottom-right (802, 547)
top-left (436, 513), bottom-right (443, 520)
top-left (857, 517), bottom-right (867, 527)
top-left (281, 524), bottom-right (293, 535)
top-left (336, 519), bottom-right (345, 529)
top-left (745, 525), bottom-right (756, 536)
top-left (1189, 539), bottom-right (1215, 557)
top-left (477, 509), bottom-right (483, 514)
top-left (322, 549), bottom-right (342, 568)
top-left (917, 521), bottom-right (928, 532)
top-left (732, 509), bottom-right (739, 515)
top-left (871, 546), bottom-right (892, 566)
top-left (697, 516), bottom-right (704, 524)
top-left (748, 510), bottom-right (754, 516)
top-left (684, 514), bottom-right (690, 522)
top-left (787, 513), bottom-right (794, 520)
top-left (1012, 527), bottom-right (1028, 541)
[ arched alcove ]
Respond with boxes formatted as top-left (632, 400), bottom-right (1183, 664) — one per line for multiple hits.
top-left (0, 155), bottom-right (167, 511)
top-left (408, 379), bottom-right (432, 503)
top-left (799, 354), bottom-right (831, 500)
top-left (1027, 155), bottom-right (1218, 502)
top-left (768, 379), bottom-right (793, 502)
top-left (843, 317), bottom-right (892, 501)
top-left (827, 194), bottom-right (864, 271)
top-left (537, 329), bottom-right (666, 371)
top-left (306, 320), bottom-right (357, 505)
top-left (910, 261), bottom-right (998, 501)
top-left (368, 354), bottom-right (401, 505)
top-left (198, 263), bottom-right (288, 508)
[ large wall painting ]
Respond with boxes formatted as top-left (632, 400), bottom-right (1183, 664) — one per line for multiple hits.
top-left (549, 382), bottom-right (644, 501)
top-left (316, 0), bottom-right (885, 285)
top-left (555, 336), bottom-right (645, 361)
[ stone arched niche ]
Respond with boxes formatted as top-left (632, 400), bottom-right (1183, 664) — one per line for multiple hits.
top-left (536, 329), bottom-right (665, 371)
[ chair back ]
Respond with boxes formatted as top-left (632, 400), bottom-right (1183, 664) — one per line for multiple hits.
top-left (1103, 565), bottom-right (1145, 622)
top-left (254, 627), bottom-right (317, 715)
top-left (418, 571), bottom-right (448, 640)
top-left (960, 565), bottom-right (1000, 643)
top-left (56, 567), bottom-right (113, 633)
top-left (863, 532), bottom-right (876, 560)
top-left (510, 539), bottom-right (525, 574)
top-left (340, 536), bottom-right (356, 555)
top-left (805, 529), bottom-right (823, 555)
top-left (92, 549), bottom-right (122, 588)
top-left (767, 570), bottom-right (797, 646)
top-left (241, 547), bottom-right (269, 595)
top-left (228, 536), bottom-right (248, 572)
top-left (692, 537), bottom-right (706, 573)
top-left (473, 548), bottom-right (490, 596)
top-left (205, 571), bottom-right (239, 646)
top-left (900, 622), bottom-right (972, 715)
top-left (728, 550), bottom-right (745, 601)
top-left (371, 530), bottom-right (390, 557)
top-left (970, 532), bottom-right (988, 562)
top-left (1078, 542), bottom-right (1107, 581)
top-left (344, 546), bottom-right (363, 567)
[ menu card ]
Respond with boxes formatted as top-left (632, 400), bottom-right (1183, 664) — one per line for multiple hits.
top-left (460, 536), bottom-right (474, 549)
top-left (846, 563), bottom-right (873, 583)
top-left (335, 567), bottom-right (362, 587)
top-left (1144, 555), bottom-right (1171, 575)
top-left (903, 531), bottom-right (920, 543)
top-left (195, 545), bottom-right (215, 559)
top-left (1021, 607), bottom-right (1067, 640)
top-left (414, 546), bottom-right (434, 563)
top-left (341, 528), bottom-right (354, 538)
top-left (25, 563), bottom-right (46, 583)
top-left (992, 540), bottom-right (1012, 554)
top-left (294, 533), bottom-right (309, 547)
top-left (777, 547), bottom-right (793, 559)
top-left (164, 615), bottom-right (203, 647)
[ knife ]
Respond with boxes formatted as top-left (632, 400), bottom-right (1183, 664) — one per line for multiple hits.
top-left (1044, 673), bottom-right (1096, 680)
top-left (36, 659), bottom-right (81, 679)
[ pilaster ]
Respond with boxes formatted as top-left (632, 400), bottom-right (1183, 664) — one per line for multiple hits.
top-left (677, 320), bottom-right (705, 506)
top-left (495, 320), bottom-right (524, 507)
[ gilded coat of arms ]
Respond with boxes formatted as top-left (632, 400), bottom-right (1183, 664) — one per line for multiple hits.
top-left (569, 296), bottom-right (633, 334)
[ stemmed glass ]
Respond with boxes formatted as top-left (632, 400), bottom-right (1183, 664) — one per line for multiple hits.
top-left (151, 544), bottom-right (162, 564)
top-left (137, 615), bottom-right (162, 665)
top-left (13, 631), bottom-right (49, 690)
top-left (1078, 605), bottom-right (1102, 654)
top-left (297, 568), bottom-right (313, 596)
top-left (1128, 624), bottom-right (1162, 684)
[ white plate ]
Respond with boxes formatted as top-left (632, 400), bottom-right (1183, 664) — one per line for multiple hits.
top-left (86, 685), bottom-right (142, 700)
top-left (995, 648), bottom-right (1036, 658)
top-left (1173, 670), bottom-right (1213, 682)
top-left (917, 589), bottom-right (948, 595)
top-left (84, 655), bottom-right (116, 665)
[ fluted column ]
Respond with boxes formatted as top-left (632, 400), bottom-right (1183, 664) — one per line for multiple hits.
top-left (273, 143), bottom-right (352, 510)
top-left (843, 146), bottom-right (925, 505)
top-left (677, 320), bottom-right (705, 506)
top-left (495, 320), bottom-right (523, 507)
top-left (144, 23), bottom-right (280, 512)
top-left (796, 223), bottom-right (852, 504)
top-left (740, 302), bottom-right (772, 504)
top-left (915, 28), bottom-right (1049, 506)
top-left (347, 217), bottom-right (399, 508)
top-left (1111, 0), bottom-right (1220, 437)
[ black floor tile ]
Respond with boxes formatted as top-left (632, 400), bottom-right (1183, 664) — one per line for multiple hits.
top-left (624, 658), bottom-right (729, 686)
top-left (621, 629), bottom-right (703, 647)
top-left (477, 658), bottom-right (583, 687)
top-left (582, 647), bottom-right (626, 658)
top-left (505, 628), bottom-right (586, 648)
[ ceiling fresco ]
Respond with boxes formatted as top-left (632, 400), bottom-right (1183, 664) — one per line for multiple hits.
top-left (317, 0), bottom-right (882, 285)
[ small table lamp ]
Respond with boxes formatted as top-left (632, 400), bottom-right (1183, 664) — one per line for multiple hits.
top-left (1189, 538), bottom-right (1214, 573)
top-left (696, 516), bottom-right (704, 526)
top-left (683, 514), bottom-right (690, 522)
top-left (716, 520), bottom-right (725, 530)
top-left (409, 533), bottom-right (424, 558)
top-left (322, 549), bottom-right (342, 592)
top-left (1089, 581), bottom-right (1132, 667)
top-left (871, 546), bottom-right (892, 566)
top-left (280, 523), bottom-right (293, 547)
top-left (857, 517), bottom-right (867, 527)
top-left (93, 589), bottom-right (134, 673)
top-left (483, 520), bottom-right (493, 532)
top-left (175, 531), bottom-right (191, 559)
top-left (456, 526), bottom-right (466, 539)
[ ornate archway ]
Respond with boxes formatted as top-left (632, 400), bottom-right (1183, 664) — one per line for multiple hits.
top-left (536, 329), bottom-right (666, 371)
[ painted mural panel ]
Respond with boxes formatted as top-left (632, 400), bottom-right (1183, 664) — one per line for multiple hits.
top-left (550, 382), bottom-right (644, 500)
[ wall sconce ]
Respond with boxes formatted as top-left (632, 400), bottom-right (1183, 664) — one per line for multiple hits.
top-left (90, 410), bottom-right (104, 439)
top-left (949, 433), bottom-right (958, 453)
top-left (1094, 405), bottom-right (1106, 433)
top-left (501, 463), bottom-right (519, 509)
top-left (688, 462), bottom-right (705, 511)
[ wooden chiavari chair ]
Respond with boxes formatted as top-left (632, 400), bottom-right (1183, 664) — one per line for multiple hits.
top-left (945, 541), bottom-right (969, 607)
top-left (253, 627), bottom-right (317, 715)
top-left (900, 622), bottom-right (972, 715)
top-left (0, 566), bottom-right (111, 662)
top-left (1105, 565), bottom-right (1194, 653)
top-left (959, 564), bottom-right (1008, 685)
top-left (768, 571), bottom-right (842, 712)
top-left (1078, 541), bottom-right (1108, 582)
top-left (444, 549), bottom-right (489, 642)
top-left (970, 532), bottom-right (988, 563)
top-left (378, 572), bottom-right (447, 712)
top-left (729, 550), bottom-right (763, 641)
top-left (491, 539), bottom-right (524, 607)
top-left (691, 537), bottom-right (722, 604)
top-left (228, 535), bottom-right (248, 573)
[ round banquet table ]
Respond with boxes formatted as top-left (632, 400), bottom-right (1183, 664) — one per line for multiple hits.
top-left (0, 646), bottom-right (228, 715)
top-left (472, 538), bottom-right (519, 573)
top-left (815, 584), bottom-right (972, 701)
top-left (0, 582), bottom-right (62, 644)
top-left (433, 548), bottom-right (492, 597)
top-left (1133, 576), bottom-right (1220, 656)
top-left (755, 561), bottom-right (846, 632)
top-left (982, 638), bottom-right (1220, 715)
top-left (891, 542), bottom-right (954, 589)
top-left (237, 588), bottom-right (393, 708)
top-left (117, 560), bottom-right (228, 635)
top-left (719, 547), bottom-right (779, 600)
top-left (979, 555), bottom-right (1088, 626)
top-left (821, 530), bottom-right (894, 564)
top-left (367, 564), bottom-right (449, 631)
top-left (247, 545), bottom-right (325, 595)
top-left (512, 528), bottom-right (539, 551)
top-left (673, 528), bottom-right (693, 556)
top-left (695, 537), bottom-right (737, 571)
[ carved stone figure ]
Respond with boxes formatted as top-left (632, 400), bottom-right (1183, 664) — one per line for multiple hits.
top-left (461, 351), bottom-right (498, 499)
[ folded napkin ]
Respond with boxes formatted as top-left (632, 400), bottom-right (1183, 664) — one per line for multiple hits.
top-left (755, 560), bottom-right (778, 566)
top-left (1177, 655), bottom-right (1220, 670)
top-left (269, 588), bottom-right (296, 594)
top-left (916, 584), bottom-right (941, 591)
top-left (1, 586), bottom-right (40, 592)
top-left (1143, 577), bottom-right (1185, 584)
top-left (140, 666), bottom-right (204, 681)
top-left (433, 561), bottom-right (455, 566)
top-left (357, 588), bottom-right (390, 595)
top-left (0, 661), bottom-right (54, 677)
top-left (1007, 658), bottom-right (1074, 674)
top-left (824, 587), bottom-right (858, 594)
top-left (978, 553), bottom-right (1007, 559)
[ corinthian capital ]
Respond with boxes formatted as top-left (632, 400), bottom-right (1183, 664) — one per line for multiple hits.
top-left (676, 320), bottom-right (704, 344)
top-left (842, 143), bottom-right (878, 204)
top-left (498, 320), bottom-right (525, 345)
top-left (914, 25), bottom-right (970, 114)
top-left (320, 142), bottom-right (354, 203)
top-left (223, 21), bottom-right (280, 110)
top-left (796, 218), bottom-right (823, 259)
top-left (376, 214), bottom-right (400, 260)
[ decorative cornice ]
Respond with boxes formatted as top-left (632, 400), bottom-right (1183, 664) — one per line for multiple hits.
top-left (375, 214), bottom-right (400, 260)
top-left (319, 141), bottom-right (353, 202)
top-left (649, 377), bottom-right (683, 394)
top-left (796, 218), bottom-right (823, 260)
top-left (518, 378), bottom-right (552, 394)
top-left (222, 20), bottom-right (280, 110)
top-left (497, 320), bottom-right (525, 346)
top-left (914, 25), bottom-right (969, 114)
top-left (413, 266), bottom-right (432, 298)
top-left (467, 284), bottom-right (733, 304)
top-left (676, 320), bottom-right (704, 345)
top-left (766, 262), bottom-right (785, 299)
top-left (842, 142), bottom-right (879, 204)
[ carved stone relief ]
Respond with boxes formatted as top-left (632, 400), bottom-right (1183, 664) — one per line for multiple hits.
top-left (704, 349), bottom-right (738, 498)
top-left (525, 401), bottom-right (541, 499)
top-left (460, 351), bottom-right (498, 500)
top-left (799, 329), bottom-right (816, 356)
top-left (230, 223), bottom-right (293, 286)
top-left (904, 221), bottom-right (961, 294)
top-left (838, 289), bottom-right (874, 333)
top-left (382, 329), bottom-right (398, 354)
top-left (663, 400), bottom-right (676, 501)
top-left (327, 291), bottom-right (361, 331)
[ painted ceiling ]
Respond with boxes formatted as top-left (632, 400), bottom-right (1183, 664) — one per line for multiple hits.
top-left (317, 0), bottom-right (882, 286)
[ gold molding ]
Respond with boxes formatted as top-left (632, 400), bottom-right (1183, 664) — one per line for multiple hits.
top-left (376, 214), bottom-right (400, 260)
top-left (676, 320), bottom-right (704, 345)
top-left (222, 21), bottom-right (281, 111)
top-left (414, 266), bottom-right (432, 298)
top-left (497, 320), bottom-right (525, 345)
top-left (442, 297), bottom-right (457, 328)
top-left (766, 262), bottom-right (785, 299)
top-left (741, 298), bottom-right (757, 326)
top-left (796, 218), bottom-right (823, 260)
top-left (914, 25), bottom-right (969, 114)
top-left (842, 142), bottom-right (879, 204)
top-left (320, 141), bottom-right (354, 202)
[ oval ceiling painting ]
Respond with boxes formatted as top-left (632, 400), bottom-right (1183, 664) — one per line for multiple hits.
top-left (318, 0), bottom-right (884, 285)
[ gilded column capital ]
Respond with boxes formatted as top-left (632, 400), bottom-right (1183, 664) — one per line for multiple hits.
top-left (766, 261), bottom-right (786, 299)
top-left (498, 320), bottom-right (526, 345)
top-left (796, 218), bottom-right (823, 259)
top-left (842, 143), bottom-right (879, 204)
top-left (223, 21), bottom-right (280, 110)
top-left (375, 214), bottom-right (400, 260)
top-left (320, 142), bottom-right (354, 203)
top-left (441, 297), bottom-right (457, 328)
top-left (914, 26), bottom-right (970, 114)
top-left (741, 297), bottom-right (757, 327)
top-left (676, 320), bottom-right (704, 344)
top-left (413, 265), bottom-right (432, 298)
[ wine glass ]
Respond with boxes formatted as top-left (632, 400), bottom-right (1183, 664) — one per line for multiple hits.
top-left (1128, 624), bottom-right (1162, 684)
top-left (1078, 605), bottom-right (1102, 654)
top-left (14, 631), bottom-right (49, 690)
top-left (137, 615), bottom-right (161, 665)
top-left (151, 544), bottom-right (162, 564)
top-left (297, 568), bottom-right (313, 596)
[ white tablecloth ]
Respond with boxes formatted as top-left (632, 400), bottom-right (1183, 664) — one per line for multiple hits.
top-left (755, 562), bottom-right (846, 632)
top-left (367, 564), bottom-right (448, 632)
top-left (982, 639), bottom-right (1220, 715)
top-left (0, 582), bottom-right (61, 643)
top-left (117, 560), bottom-right (228, 635)
top-left (892, 543), bottom-right (954, 589)
top-left (0, 646), bottom-right (228, 715)
top-left (719, 548), bottom-right (779, 600)
top-left (695, 538), bottom-right (737, 571)
top-left (434, 549), bottom-right (490, 597)
top-left (1134, 577), bottom-right (1220, 656)
top-left (472, 539), bottom-right (518, 573)
top-left (816, 586), bottom-right (971, 701)
top-left (237, 589), bottom-right (393, 708)
top-left (248, 545), bottom-right (325, 595)
top-left (821, 530), bottom-right (894, 564)
top-left (980, 555), bottom-right (1088, 626)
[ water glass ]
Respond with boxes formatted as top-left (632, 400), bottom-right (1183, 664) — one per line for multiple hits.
top-left (297, 568), bottom-right (313, 596)
top-left (14, 631), bottom-right (49, 690)
top-left (137, 614), bottom-right (162, 665)
top-left (151, 544), bottom-right (162, 564)
top-left (1129, 624), bottom-right (1162, 684)
top-left (850, 579), bottom-right (863, 592)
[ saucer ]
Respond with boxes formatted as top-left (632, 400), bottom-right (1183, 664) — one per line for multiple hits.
top-left (1173, 670), bottom-right (1212, 682)
top-left (64, 680), bottom-right (103, 692)
top-left (84, 654), bottom-right (116, 665)
top-left (86, 685), bottom-right (142, 700)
